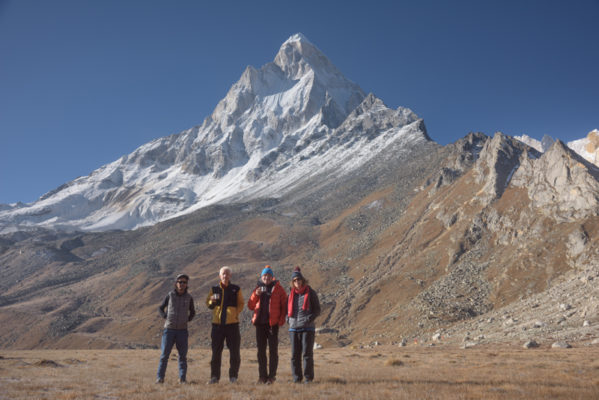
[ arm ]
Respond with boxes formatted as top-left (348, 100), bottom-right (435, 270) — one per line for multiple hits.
top-left (206, 288), bottom-right (216, 309)
top-left (278, 287), bottom-right (288, 326)
top-left (310, 289), bottom-right (321, 320)
top-left (188, 297), bottom-right (196, 321)
top-left (247, 288), bottom-right (259, 311)
top-left (158, 295), bottom-right (169, 319)
top-left (237, 288), bottom-right (244, 317)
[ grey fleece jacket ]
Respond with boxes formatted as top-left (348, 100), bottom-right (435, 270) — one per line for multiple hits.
top-left (287, 287), bottom-right (320, 331)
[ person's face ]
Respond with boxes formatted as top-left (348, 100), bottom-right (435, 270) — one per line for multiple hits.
top-left (261, 273), bottom-right (273, 285)
top-left (176, 279), bottom-right (188, 293)
top-left (219, 269), bottom-right (231, 285)
top-left (293, 277), bottom-right (304, 289)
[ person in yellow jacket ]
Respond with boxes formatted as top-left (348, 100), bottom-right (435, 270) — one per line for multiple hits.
top-left (206, 266), bottom-right (244, 384)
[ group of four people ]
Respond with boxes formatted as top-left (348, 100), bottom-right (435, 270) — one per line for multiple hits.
top-left (156, 265), bottom-right (321, 385)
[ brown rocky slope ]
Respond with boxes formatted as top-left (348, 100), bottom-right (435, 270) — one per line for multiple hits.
top-left (0, 132), bottom-right (598, 350)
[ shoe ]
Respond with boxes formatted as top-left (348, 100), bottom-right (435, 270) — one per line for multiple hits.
top-left (229, 377), bottom-right (238, 384)
top-left (293, 378), bottom-right (302, 383)
top-left (303, 379), bottom-right (313, 384)
top-left (179, 378), bottom-right (186, 384)
top-left (208, 377), bottom-right (219, 384)
top-left (155, 378), bottom-right (164, 384)
top-left (257, 377), bottom-right (268, 384)
top-left (267, 377), bottom-right (276, 385)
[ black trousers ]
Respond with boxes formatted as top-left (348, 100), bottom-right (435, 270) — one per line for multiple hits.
top-left (210, 323), bottom-right (241, 380)
top-left (290, 330), bottom-right (315, 382)
top-left (256, 324), bottom-right (279, 380)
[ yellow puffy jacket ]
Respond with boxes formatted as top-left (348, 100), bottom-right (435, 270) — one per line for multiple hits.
top-left (206, 282), bottom-right (244, 325)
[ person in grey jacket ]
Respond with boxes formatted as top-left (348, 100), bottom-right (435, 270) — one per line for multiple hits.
top-left (156, 274), bottom-right (195, 384)
top-left (287, 267), bottom-right (320, 383)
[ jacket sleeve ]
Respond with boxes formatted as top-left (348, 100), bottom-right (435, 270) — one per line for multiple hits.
top-left (236, 288), bottom-right (244, 317)
top-left (206, 288), bottom-right (216, 309)
top-left (158, 295), bottom-right (169, 319)
top-left (280, 288), bottom-right (288, 326)
top-left (247, 288), bottom-right (258, 311)
top-left (188, 297), bottom-right (196, 321)
top-left (310, 288), bottom-right (321, 320)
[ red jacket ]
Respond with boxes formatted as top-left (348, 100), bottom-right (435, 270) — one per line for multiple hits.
top-left (247, 280), bottom-right (288, 327)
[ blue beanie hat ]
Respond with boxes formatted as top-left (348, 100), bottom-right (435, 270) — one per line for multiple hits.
top-left (261, 265), bottom-right (274, 277)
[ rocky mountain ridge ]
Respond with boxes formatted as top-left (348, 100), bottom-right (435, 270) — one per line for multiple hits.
top-left (1, 130), bottom-right (598, 350)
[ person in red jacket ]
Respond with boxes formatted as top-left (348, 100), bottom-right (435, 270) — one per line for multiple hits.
top-left (247, 265), bottom-right (288, 384)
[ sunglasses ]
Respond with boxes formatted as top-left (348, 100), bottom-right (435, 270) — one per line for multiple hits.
top-left (176, 281), bottom-right (188, 284)
top-left (292, 278), bottom-right (302, 282)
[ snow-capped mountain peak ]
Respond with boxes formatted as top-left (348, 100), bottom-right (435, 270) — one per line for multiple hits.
top-left (0, 33), bottom-right (428, 233)
top-left (274, 33), bottom-right (339, 79)
top-left (516, 129), bottom-right (599, 167)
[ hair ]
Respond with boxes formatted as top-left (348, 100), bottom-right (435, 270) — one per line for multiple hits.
top-left (219, 266), bottom-right (232, 275)
top-left (290, 277), bottom-right (308, 289)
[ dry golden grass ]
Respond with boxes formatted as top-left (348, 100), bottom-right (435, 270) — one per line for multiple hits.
top-left (1, 344), bottom-right (598, 399)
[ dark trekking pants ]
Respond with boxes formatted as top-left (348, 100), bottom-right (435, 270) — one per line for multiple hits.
top-left (290, 330), bottom-right (315, 382)
top-left (210, 323), bottom-right (241, 380)
top-left (256, 324), bottom-right (279, 380)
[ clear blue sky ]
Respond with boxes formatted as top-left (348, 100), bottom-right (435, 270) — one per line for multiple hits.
top-left (1, 0), bottom-right (598, 204)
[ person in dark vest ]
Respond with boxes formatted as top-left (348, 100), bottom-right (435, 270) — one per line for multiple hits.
top-left (247, 265), bottom-right (288, 384)
top-left (287, 267), bottom-right (321, 383)
top-left (206, 266), bottom-right (244, 384)
top-left (156, 273), bottom-right (195, 384)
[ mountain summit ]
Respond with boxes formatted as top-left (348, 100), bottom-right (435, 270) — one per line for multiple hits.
top-left (0, 34), bottom-right (427, 233)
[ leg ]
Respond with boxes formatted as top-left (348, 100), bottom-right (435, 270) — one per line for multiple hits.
top-left (289, 331), bottom-right (303, 382)
top-left (175, 329), bottom-right (189, 381)
top-left (267, 325), bottom-right (279, 380)
top-left (210, 325), bottom-right (225, 381)
top-left (156, 329), bottom-right (176, 381)
top-left (225, 324), bottom-right (241, 379)
top-left (302, 330), bottom-right (315, 381)
top-left (256, 325), bottom-right (268, 381)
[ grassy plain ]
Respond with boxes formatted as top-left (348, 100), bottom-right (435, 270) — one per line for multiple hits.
top-left (1, 344), bottom-right (598, 399)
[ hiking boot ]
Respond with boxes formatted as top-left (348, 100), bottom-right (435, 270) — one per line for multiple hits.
top-left (208, 377), bottom-right (219, 384)
top-left (257, 377), bottom-right (268, 384)
top-left (267, 377), bottom-right (276, 385)
top-left (155, 378), bottom-right (164, 384)
top-left (179, 378), bottom-right (186, 384)
top-left (229, 377), bottom-right (238, 384)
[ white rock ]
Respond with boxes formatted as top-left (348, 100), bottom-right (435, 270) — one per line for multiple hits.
top-left (313, 343), bottom-right (323, 350)
top-left (551, 341), bottom-right (572, 349)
